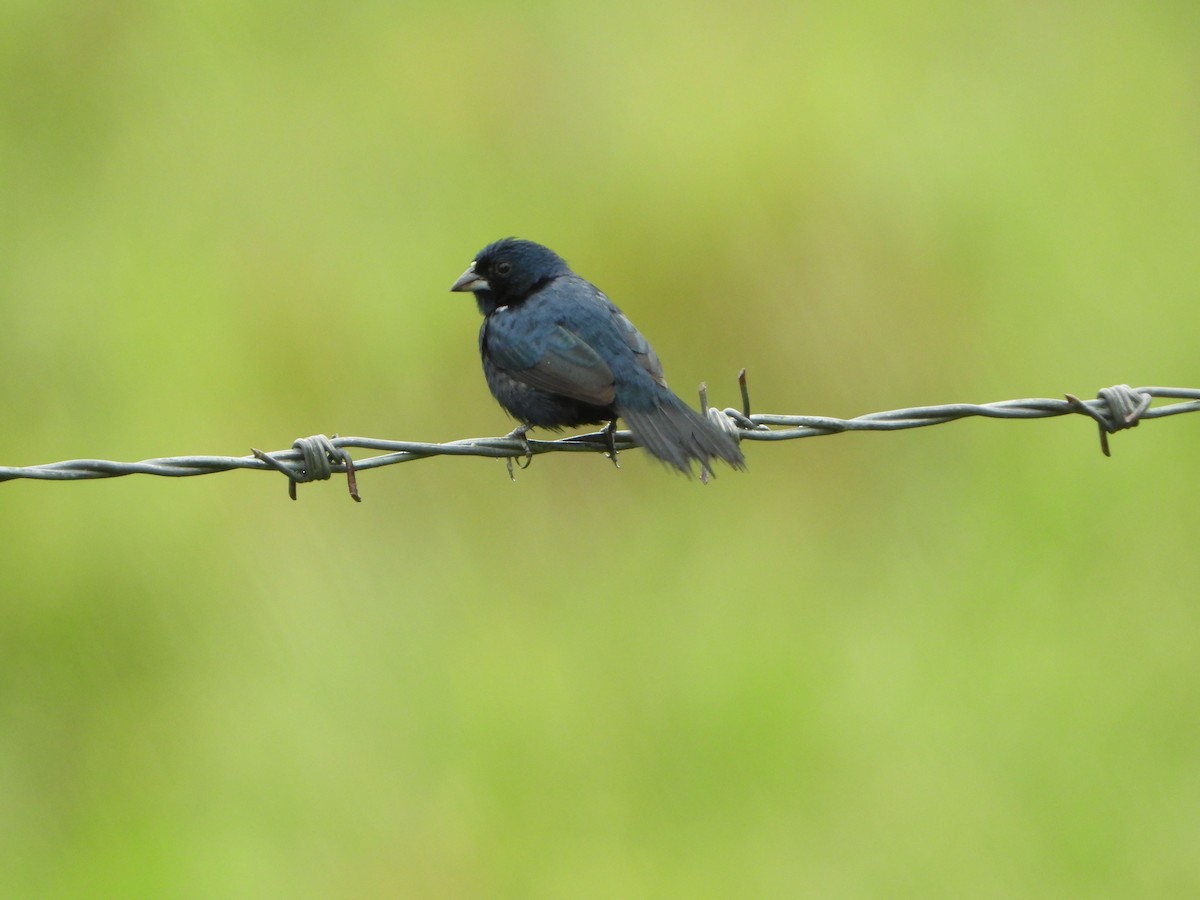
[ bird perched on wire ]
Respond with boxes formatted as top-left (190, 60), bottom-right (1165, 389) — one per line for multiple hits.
top-left (450, 237), bottom-right (745, 477)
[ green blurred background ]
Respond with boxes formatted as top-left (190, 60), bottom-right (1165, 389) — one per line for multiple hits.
top-left (3, 2), bottom-right (1199, 896)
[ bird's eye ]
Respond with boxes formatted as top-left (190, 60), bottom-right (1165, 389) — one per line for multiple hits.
top-left (494, 260), bottom-right (513, 277)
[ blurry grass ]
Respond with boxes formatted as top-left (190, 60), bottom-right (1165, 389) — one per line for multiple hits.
top-left (3, 1), bottom-right (1200, 897)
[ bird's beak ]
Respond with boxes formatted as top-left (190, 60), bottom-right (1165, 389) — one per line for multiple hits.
top-left (450, 264), bottom-right (489, 293)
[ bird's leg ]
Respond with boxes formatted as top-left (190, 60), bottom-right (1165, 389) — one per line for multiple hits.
top-left (505, 423), bottom-right (533, 480)
top-left (603, 419), bottom-right (620, 469)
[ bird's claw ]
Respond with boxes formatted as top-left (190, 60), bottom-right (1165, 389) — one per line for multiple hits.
top-left (603, 420), bottom-right (620, 469)
top-left (505, 425), bottom-right (533, 480)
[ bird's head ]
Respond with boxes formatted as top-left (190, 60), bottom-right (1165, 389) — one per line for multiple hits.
top-left (450, 238), bottom-right (571, 314)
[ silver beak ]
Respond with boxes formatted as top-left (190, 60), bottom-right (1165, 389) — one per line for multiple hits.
top-left (450, 264), bottom-right (489, 293)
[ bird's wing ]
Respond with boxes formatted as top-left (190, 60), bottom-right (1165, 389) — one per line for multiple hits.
top-left (485, 319), bottom-right (617, 407)
top-left (609, 306), bottom-right (668, 389)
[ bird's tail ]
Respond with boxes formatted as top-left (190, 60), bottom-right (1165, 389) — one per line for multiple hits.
top-left (619, 392), bottom-right (745, 477)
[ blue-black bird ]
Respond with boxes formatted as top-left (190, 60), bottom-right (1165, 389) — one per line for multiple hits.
top-left (450, 238), bottom-right (745, 476)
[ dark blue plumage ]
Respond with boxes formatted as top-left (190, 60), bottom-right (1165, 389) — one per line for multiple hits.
top-left (450, 238), bottom-right (744, 476)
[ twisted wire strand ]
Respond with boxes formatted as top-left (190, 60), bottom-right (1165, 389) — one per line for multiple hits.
top-left (2, 385), bottom-right (1197, 499)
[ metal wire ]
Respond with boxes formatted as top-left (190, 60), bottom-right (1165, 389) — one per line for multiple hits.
top-left (2, 383), bottom-right (1197, 500)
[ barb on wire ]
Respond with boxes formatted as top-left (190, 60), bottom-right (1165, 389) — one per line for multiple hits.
top-left (2, 381), bottom-right (1197, 501)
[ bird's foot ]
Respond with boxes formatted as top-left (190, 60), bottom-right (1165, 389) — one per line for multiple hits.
top-left (505, 424), bottom-right (533, 480)
top-left (603, 420), bottom-right (620, 470)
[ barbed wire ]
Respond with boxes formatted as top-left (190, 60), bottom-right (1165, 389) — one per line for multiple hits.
top-left (1, 379), bottom-right (1196, 501)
